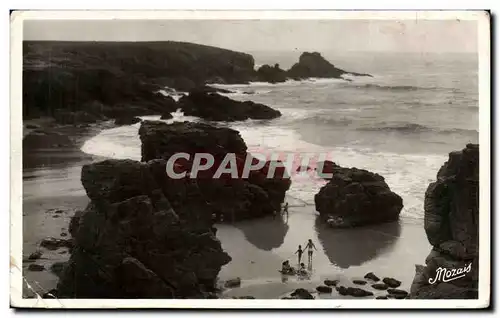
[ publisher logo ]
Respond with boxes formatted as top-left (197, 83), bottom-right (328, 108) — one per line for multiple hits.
top-left (428, 262), bottom-right (472, 284)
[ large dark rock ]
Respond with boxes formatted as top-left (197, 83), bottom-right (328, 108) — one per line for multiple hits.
top-left (256, 64), bottom-right (288, 83)
top-left (382, 277), bottom-right (402, 288)
top-left (56, 159), bottom-right (231, 298)
top-left (410, 144), bottom-right (479, 299)
top-left (138, 120), bottom-right (291, 221)
top-left (287, 52), bottom-right (372, 80)
top-left (178, 90), bottom-right (281, 121)
top-left (314, 165), bottom-right (403, 227)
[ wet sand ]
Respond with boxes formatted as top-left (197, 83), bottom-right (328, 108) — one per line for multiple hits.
top-left (22, 122), bottom-right (105, 297)
top-left (21, 123), bottom-right (431, 299)
top-left (216, 204), bottom-right (430, 299)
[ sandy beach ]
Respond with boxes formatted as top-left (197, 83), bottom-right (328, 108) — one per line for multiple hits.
top-left (22, 125), bottom-right (431, 298)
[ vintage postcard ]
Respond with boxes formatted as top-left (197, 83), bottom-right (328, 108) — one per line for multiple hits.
top-left (10, 10), bottom-right (490, 309)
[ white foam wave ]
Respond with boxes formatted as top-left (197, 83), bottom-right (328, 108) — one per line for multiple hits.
top-left (158, 88), bottom-right (186, 102)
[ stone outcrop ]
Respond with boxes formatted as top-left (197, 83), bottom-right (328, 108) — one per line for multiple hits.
top-left (178, 90), bottom-right (281, 121)
top-left (410, 144), bottom-right (479, 299)
top-left (138, 120), bottom-right (291, 221)
top-left (256, 64), bottom-right (288, 83)
top-left (55, 159), bottom-right (231, 298)
top-left (314, 165), bottom-right (403, 227)
top-left (287, 52), bottom-right (372, 80)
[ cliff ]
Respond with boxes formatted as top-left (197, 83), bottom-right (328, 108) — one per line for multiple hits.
top-left (23, 41), bottom-right (256, 119)
top-left (410, 144), bottom-right (479, 299)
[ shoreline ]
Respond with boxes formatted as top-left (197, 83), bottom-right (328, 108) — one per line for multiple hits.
top-left (22, 120), bottom-right (112, 297)
top-left (22, 118), bottom-right (430, 299)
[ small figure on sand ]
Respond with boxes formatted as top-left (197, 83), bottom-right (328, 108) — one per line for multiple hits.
top-left (295, 245), bottom-right (303, 265)
top-left (281, 260), bottom-right (294, 275)
top-left (282, 202), bottom-right (289, 217)
top-left (305, 239), bottom-right (317, 263)
top-left (298, 262), bottom-right (308, 276)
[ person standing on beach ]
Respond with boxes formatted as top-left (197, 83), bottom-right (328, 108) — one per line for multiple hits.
top-left (295, 245), bottom-right (303, 265)
top-left (305, 239), bottom-right (317, 263)
top-left (282, 202), bottom-right (289, 217)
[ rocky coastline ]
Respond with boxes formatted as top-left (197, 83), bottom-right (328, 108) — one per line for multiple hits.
top-left (23, 41), bottom-right (370, 125)
top-left (21, 41), bottom-right (480, 301)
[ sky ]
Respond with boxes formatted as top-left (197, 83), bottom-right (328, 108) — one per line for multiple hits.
top-left (23, 19), bottom-right (478, 53)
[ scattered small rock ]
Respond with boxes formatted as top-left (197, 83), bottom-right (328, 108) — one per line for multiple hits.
top-left (236, 296), bottom-right (256, 299)
top-left (353, 279), bottom-right (367, 285)
top-left (388, 293), bottom-right (407, 299)
top-left (324, 279), bottom-right (339, 286)
top-left (347, 287), bottom-right (374, 297)
top-left (376, 296), bottom-right (388, 299)
top-left (336, 286), bottom-right (348, 296)
top-left (27, 264), bottom-right (45, 272)
top-left (364, 272), bottom-right (380, 281)
top-left (382, 277), bottom-right (401, 288)
top-left (387, 288), bottom-right (408, 297)
top-left (28, 251), bottom-right (43, 260)
top-left (40, 237), bottom-right (73, 250)
top-left (52, 215), bottom-right (60, 218)
top-left (281, 296), bottom-right (295, 300)
top-left (60, 233), bottom-right (68, 237)
top-left (291, 288), bottom-right (314, 299)
top-left (50, 262), bottom-right (66, 277)
top-left (371, 283), bottom-right (389, 290)
top-left (54, 210), bottom-right (64, 214)
top-left (316, 285), bottom-right (332, 293)
top-left (58, 250), bottom-right (67, 254)
top-left (224, 277), bottom-right (241, 288)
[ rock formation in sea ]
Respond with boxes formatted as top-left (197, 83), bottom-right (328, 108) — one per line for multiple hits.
top-left (314, 165), bottom-right (403, 227)
top-left (139, 120), bottom-right (291, 221)
top-left (409, 144), bottom-right (479, 299)
top-left (177, 89), bottom-right (281, 121)
top-left (255, 64), bottom-right (288, 83)
top-left (287, 52), bottom-right (372, 80)
top-left (56, 159), bottom-right (231, 298)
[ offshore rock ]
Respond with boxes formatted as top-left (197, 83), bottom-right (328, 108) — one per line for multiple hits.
top-left (314, 165), bottom-right (403, 227)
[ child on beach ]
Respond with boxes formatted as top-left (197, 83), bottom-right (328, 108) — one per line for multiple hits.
top-left (298, 262), bottom-right (307, 276)
top-left (295, 245), bottom-right (303, 264)
top-left (305, 239), bottom-right (317, 263)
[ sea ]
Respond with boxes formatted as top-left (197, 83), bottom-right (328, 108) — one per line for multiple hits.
top-left (81, 51), bottom-right (479, 222)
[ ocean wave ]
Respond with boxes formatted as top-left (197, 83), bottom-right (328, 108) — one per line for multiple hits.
top-left (358, 122), bottom-right (478, 135)
top-left (158, 88), bottom-right (187, 101)
top-left (301, 115), bottom-right (353, 126)
top-left (347, 83), bottom-right (442, 92)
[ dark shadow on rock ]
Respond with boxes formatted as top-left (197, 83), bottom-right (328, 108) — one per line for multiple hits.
top-left (315, 216), bottom-right (401, 269)
top-left (233, 216), bottom-right (289, 251)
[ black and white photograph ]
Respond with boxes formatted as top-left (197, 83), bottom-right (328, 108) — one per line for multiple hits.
top-left (9, 10), bottom-right (490, 308)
